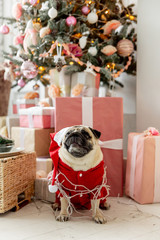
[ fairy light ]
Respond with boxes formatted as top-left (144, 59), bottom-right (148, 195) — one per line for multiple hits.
top-left (126, 14), bottom-right (135, 21)
top-left (38, 66), bottom-right (46, 73)
top-left (69, 61), bottom-right (74, 65)
top-left (129, 15), bottom-right (135, 21)
top-left (105, 10), bottom-right (109, 14)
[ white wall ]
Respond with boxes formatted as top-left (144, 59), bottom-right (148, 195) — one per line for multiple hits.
top-left (137, 0), bottom-right (160, 132)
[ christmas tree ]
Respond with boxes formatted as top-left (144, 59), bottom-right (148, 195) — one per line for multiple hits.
top-left (0, 0), bottom-right (137, 90)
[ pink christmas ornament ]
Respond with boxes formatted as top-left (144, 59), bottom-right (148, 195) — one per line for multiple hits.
top-left (12, 3), bottom-right (22, 20)
top-left (29, 0), bottom-right (39, 5)
top-left (18, 78), bottom-right (26, 87)
top-left (21, 61), bottom-right (38, 79)
top-left (13, 35), bottom-right (24, 45)
top-left (81, 6), bottom-right (90, 15)
top-left (66, 16), bottom-right (77, 26)
top-left (0, 25), bottom-right (10, 34)
top-left (103, 20), bottom-right (121, 35)
top-left (101, 45), bottom-right (117, 56)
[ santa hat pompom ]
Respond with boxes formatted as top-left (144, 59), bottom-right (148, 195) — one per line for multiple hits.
top-left (48, 184), bottom-right (58, 193)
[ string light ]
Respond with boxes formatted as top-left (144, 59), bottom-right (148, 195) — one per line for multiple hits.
top-left (85, 0), bottom-right (93, 4)
top-left (105, 10), bottom-right (109, 14)
top-left (126, 14), bottom-right (135, 21)
top-left (38, 66), bottom-right (46, 73)
top-left (69, 61), bottom-right (74, 65)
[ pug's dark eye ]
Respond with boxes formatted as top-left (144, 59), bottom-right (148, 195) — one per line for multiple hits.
top-left (81, 130), bottom-right (91, 139)
top-left (66, 131), bottom-right (72, 137)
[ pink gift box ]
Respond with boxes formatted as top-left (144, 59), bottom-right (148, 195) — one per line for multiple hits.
top-left (55, 97), bottom-right (123, 197)
top-left (19, 107), bottom-right (55, 129)
top-left (13, 99), bottom-right (38, 114)
top-left (125, 133), bottom-right (160, 204)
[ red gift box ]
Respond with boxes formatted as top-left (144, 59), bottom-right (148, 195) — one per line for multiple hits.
top-left (19, 107), bottom-right (55, 129)
top-left (55, 97), bottom-right (123, 197)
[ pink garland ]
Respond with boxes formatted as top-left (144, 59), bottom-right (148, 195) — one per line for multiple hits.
top-left (40, 41), bottom-right (132, 78)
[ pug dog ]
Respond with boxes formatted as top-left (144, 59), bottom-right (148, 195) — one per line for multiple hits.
top-left (49, 125), bottom-right (110, 224)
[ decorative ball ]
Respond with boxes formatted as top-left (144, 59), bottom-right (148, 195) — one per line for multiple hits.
top-left (66, 16), bottom-right (77, 26)
top-left (33, 83), bottom-right (40, 90)
top-left (117, 39), bottom-right (134, 57)
top-left (88, 46), bottom-right (97, 56)
top-left (18, 78), bottom-right (26, 88)
top-left (87, 9), bottom-right (98, 24)
top-left (12, 3), bottom-right (22, 20)
top-left (79, 36), bottom-right (87, 49)
top-left (21, 61), bottom-right (38, 79)
top-left (13, 35), bottom-right (24, 45)
top-left (48, 7), bottom-right (58, 19)
top-left (101, 45), bottom-right (117, 56)
top-left (81, 6), bottom-right (90, 15)
top-left (0, 25), bottom-right (10, 35)
top-left (29, 0), bottom-right (39, 5)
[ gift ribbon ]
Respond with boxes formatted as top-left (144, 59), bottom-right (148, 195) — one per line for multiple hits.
top-left (20, 128), bottom-right (25, 149)
top-left (130, 134), bottom-right (160, 202)
top-left (129, 134), bottom-right (141, 198)
top-left (82, 97), bottom-right (123, 150)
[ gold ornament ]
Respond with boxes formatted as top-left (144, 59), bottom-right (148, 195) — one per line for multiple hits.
top-left (117, 39), bottom-right (134, 57)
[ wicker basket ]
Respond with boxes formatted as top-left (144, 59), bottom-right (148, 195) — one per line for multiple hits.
top-left (0, 152), bottom-right (36, 213)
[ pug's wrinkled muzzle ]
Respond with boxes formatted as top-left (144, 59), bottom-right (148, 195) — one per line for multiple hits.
top-left (64, 132), bottom-right (93, 158)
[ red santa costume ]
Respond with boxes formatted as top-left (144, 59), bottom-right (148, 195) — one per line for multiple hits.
top-left (49, 132), bottom-right (109, 210)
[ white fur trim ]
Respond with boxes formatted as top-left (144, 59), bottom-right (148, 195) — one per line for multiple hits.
top-left (54, 127), bottom-right (71, 146)
top-left (48, 184), bottom-right (58, 193)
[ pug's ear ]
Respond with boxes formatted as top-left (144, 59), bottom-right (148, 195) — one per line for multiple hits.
top-left (89, 127), bottom-right (101, 139)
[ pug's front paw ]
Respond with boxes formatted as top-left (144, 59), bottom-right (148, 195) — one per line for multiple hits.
top-left (56, 214), bottom-right (70, 222)
top-left (93, 212), bottom-right (107, 224)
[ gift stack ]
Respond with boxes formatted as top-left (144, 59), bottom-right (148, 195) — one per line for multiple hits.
top-left (10, 91), bottom-right (55, 203)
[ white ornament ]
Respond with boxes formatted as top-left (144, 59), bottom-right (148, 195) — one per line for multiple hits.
top-left (48, 7), bottom-right (58, 19)
top-left (48, 184), bottom-right (58, 193)
top-left (41, 1), bottom-right (49, 11)
top-left (88, 46), bottom-right (97, 56)
top-left (79, 36), bottom-right (87, 49)
top-left (87, 9), bottom-right (98, 24)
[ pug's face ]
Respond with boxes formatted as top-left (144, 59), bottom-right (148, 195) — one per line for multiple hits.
top-left (62, 126), bottom-right (101, 158)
